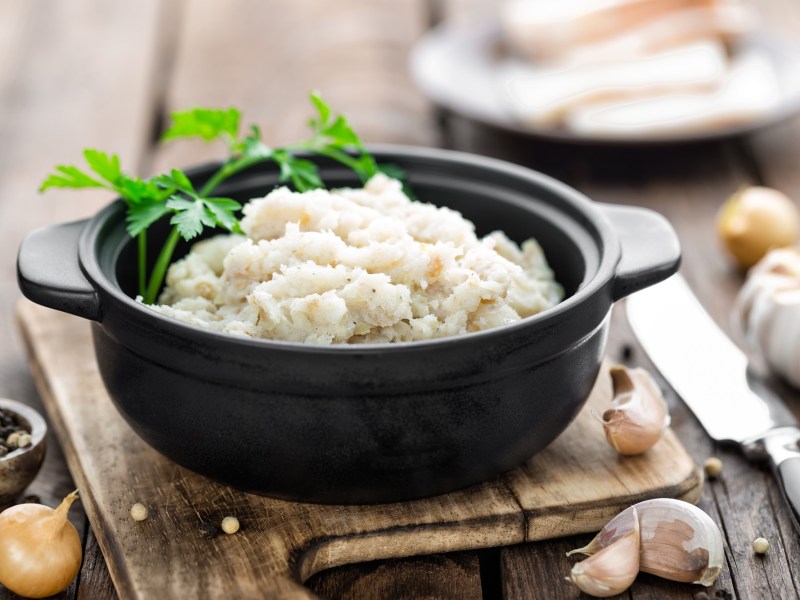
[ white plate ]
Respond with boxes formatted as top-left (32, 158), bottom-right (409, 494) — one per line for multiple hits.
top-left (410, 22), bottom-right (800, 144)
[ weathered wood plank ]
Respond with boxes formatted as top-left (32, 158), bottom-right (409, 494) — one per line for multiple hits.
top-left (16, 301), bottom-right (700, 599)
top-left (306, 552), bottom-right (483, 600)
top-left (0, 1), bottom-right (175, 598)
top-left (553, 143), bottom-right (793, 599)
top-left (714, 9), bottom-right (800, 593)
top-left (0, 1), bottom-right (30, 93)
top-left (6, 1), bottom-right (800, 599)
top-left (471, 132), bottom-right (791, 600)
top-left (76, 530), bottom-right (119, 600)
top-left (430, 1), bottom-right (800, 591)
top-left (151, 0), bottom-right (434, 177)
top-left (747, 0), bottom-right (800, 203)
top-left (144, 2), bottom-right (462, 597)
top-left (0, 0), bottom-right (166, 244)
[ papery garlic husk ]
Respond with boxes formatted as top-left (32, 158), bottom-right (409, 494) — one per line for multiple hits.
top-left (568, 507), bottom-right (640, 597)
top-left (735, 247), bottom-right (800, 389)
top-left (568, 498), bottom-right (723, 586)
top-left (603, 365), bottom-right (671, 455)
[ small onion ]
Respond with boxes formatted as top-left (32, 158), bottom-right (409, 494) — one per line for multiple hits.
top-left (0, 490), bottom-right (83, 598)
top-left (717, 186), bottom-right (800, 269)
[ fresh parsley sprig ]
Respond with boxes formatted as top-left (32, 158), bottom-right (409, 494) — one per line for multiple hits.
top-left (40, 93), bottom-right (409, 305)
top-left (40, 149), bottom-right (176, 298)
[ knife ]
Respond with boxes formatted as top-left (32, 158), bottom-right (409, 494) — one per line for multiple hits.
top-left (626, 274), bottom-right (800, 532)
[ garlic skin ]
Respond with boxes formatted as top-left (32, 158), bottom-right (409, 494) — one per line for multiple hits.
top-left (568, 507), bottom-right (640, 597)
top-left (0, 490), bottom-right (83, 598)
top-left (735, 247), bottom-right (800, 389)
top-left (603, 366), bottom-right (671, 455)
top-left (569, 498), bottom-right (723, 586)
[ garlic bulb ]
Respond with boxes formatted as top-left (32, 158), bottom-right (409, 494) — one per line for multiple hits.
top-left (568, 507), bottom-right (640, 597)
top-left (0, 491), bottom-right (83, 598)
top-left (603, 365), bottom-right (671, 455)
top-left (568, 498), bottom-right (723, 586)
top-left (735, 247), bottom-right (800, 388)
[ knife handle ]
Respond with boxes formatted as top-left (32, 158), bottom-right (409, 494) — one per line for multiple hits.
top-left (762, 428), bottom-right (800, 532)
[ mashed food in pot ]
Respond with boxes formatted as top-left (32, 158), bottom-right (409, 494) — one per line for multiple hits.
top-left (148, 174), bottom-right (563, 344)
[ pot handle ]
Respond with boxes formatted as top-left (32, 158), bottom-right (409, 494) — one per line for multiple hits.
top-left (599, 204), bottom-right (681, 302)
top-left (17, 220), bottom-right (102, 321)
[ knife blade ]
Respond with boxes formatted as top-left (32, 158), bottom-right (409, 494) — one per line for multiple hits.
top-left (626, 274), bottom-right (800, 532)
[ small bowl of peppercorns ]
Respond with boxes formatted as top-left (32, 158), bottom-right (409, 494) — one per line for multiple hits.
top-left (0, 399), bottom-right (46, 506)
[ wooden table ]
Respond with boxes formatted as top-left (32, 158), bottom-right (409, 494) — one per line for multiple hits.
top-left (1, 0), bottom-right (799, 598)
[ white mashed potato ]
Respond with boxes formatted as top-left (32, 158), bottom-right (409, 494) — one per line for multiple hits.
top-left (148, 174), bottom-right (563, 344)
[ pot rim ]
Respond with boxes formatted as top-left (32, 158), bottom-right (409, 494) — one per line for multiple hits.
top-left (79, 144), bottom-right (620, 355)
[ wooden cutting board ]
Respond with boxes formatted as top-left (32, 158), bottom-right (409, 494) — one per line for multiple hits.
top-left (16, 301), bottom-right (702, 600)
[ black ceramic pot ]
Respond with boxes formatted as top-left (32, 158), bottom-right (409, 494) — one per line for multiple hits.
top-left (18, 146), bottom-right (680, 503)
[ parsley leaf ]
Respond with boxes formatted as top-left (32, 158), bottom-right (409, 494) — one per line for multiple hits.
top-left (235, 125), bottom-right (272, 159)
top-left (153, 169), bottom-right (196, 196)
top-left (42, 92), bottom-right (414, 305)
top-left (161, 108), bottom-right (241, 147)
top-left (272, 150), bottom-right (322, 192)
top-left (166, 197), bottom-right (214, 240)
top-left (117, 175), bottom-right (172, 205)
top-left (83, 149), bottom-right (122, 185)
top-left (165, 194), bottom-right (242, 240)
top-left (40, 165), bottom-right (105, 191)
top-left (309, 91), bottom-right (331, 128)
top-left (204, 197), bottom-right (243, 233)
top-left (126, 198), bottom-right (173, 238)
top-left (300, 92), bottom-right (379, 183)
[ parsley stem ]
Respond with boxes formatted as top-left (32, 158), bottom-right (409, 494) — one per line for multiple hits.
top-left (198, 166), bottom-right (232, 198)
top-left (137, 232), bottom-right (147, 297)
top-left (144, 226), bottom-right (181, 304)
top-left (290, 142), bottom-right (376, 182)
top-left (199, 155), bottom-right (268, 197)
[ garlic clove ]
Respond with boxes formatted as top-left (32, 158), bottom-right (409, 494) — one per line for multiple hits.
top-left (568, 507), bottom-right (640, 597)
top-left (637, 499), bottom-right (723, 585)
top-left (567, 498), bottom-right (723, 587)
top-left (735, 247), bottom-right (800, 389)
top-left (603, 365), bottom-right (671, 455)
top-left (566, 499), bottom-right (638, 558)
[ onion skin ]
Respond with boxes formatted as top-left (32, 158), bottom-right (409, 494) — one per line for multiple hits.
top-left (717, 186), bottom-right (800, 269)
top-left (0, 491), bottom-right (83, 598)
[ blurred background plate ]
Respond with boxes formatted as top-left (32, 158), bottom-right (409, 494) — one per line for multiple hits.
top-left (410, 21), bottom-right (800, 145)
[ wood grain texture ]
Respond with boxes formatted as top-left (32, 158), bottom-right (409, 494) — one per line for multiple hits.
top-left (0, 1), bottom-right (167, 598)
top-left (16, 301), bottom-right (700, 599)
top-left (443, 120), bottom-right (795, 600)
top-left (306, 552), bottom-right (483, 600)
top-left (4, 0), bottom-right (800, 597)
top-left (76, 530), bottom-right (119, 600)
top-left (436, 4), bottom-right (800, 598)
top-left (150, 0), bottom-right (434, 177)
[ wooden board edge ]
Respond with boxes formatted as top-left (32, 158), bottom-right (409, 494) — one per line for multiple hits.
top-left (15, 299), bottom-right (706, 597)
top-left (522, 464), bottom-right (704, 541)
top-left (15, 301), bottom-right (136, 600)
top-left (294, 511), bottom-right (525, 583)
